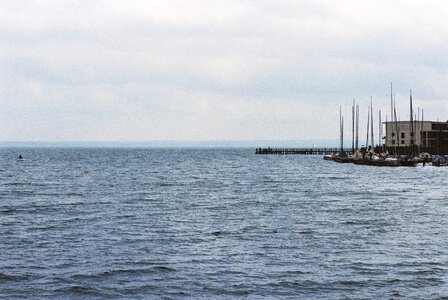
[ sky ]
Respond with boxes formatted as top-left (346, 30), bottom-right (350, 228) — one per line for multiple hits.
top-left (1, 0), bottom-right (448, 144)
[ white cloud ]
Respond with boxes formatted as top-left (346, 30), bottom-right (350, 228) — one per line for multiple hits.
top-left (1, 0), bottom-right (448, 142)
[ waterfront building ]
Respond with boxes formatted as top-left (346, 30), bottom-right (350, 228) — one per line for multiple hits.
top-left (384, 121), bottom-right (448, 155)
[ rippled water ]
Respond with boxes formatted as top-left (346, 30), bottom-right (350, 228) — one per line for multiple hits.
top-left (1, 148), bottom-right (447, 299)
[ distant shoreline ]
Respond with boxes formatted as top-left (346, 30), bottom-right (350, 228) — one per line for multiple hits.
top-left (0, 140), bottom-right (339, 148)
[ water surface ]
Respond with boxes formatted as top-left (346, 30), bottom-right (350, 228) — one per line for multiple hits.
top-left (1, 148), bottom-right (447, 298)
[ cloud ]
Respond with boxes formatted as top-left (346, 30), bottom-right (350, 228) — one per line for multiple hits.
top-left (1, 0), bottom-right (448, 142)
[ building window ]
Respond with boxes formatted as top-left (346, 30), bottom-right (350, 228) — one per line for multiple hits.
top-left (401, 140), bottom-right (405, 144)
top-left (432, 123), bottom-right (448, 130)
top-left (392, 132), bottom-right (395, 137)
top-left (401, 132), bottom-right (405, 138)
top-left (392, 140), bottom-right (395, 144)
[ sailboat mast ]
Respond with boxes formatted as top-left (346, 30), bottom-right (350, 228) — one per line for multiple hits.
top-left (379, 109), bottom-right (382, 148)
top-left (340, 106), bottom-right (343, 152)
top-left (352, 99), bottom-right (355, 153)
top-left (366, 105), bottom-right (370, 148)
top-left (394, 98), bottom-right (399, 156)
top-left (356, 104), bottom-right (359, 151)
top-left (386, 113), bottom-right (388, 150)
top-left (370, 97), bottom-right (374, 148)
top-left (418, 107), bottom-right (420, 151)
top-left (390, 83), bottom-right (393, 130)
top-left (422, 109), bottom-right (424, 148)
top-left (410, 90), bottom-right (414, 156)
top-left (342, 116), bottom-right (344, 152)
top-left (390, 83), bottom-right (394, 155)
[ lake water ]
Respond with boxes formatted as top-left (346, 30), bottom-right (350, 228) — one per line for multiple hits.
top-left (1, 148), bottom-right (447, 299)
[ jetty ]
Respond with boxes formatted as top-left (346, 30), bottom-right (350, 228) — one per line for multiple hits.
top-left (255, 147), bottom-right (353, 155)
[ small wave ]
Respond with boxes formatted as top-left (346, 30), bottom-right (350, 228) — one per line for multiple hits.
top-left (202, 285), bottom-right (252, 297)
top-left (7, 190), bottom-right (34, 196)
top-left (67, 192), bottom-right (84, 197)
top-left (408, 277), bottom-right (445, 289)
top-left (54, 285), bottom-right (103, 296)
top-left (98, 268), bottom-right (144, 278)
top-left (7, 182), bottom-right (26, 186)
top-left (0, 208), bottom-right (16, 214)
top-left (73, 266), bottom-right (176, 280)
top-left (269, 279), bottom-right (319, 289)
top-left (284, 270), bottom-right (307, 275)
top-left (35, 192), bottom-right (84, 197)
top-left (71, 274), bottom-right (96, 280)
top-left (399, 268), bottom-right (445, 276)
top-left (154, 266), bottom-right (176, 272)
top-left (341, 219), bottom-right (372, 225)
top-left (240, 225), bottom-right (266, 233)
top-left (321, 176), bottom-right (346, 180)
top-left (297, 229), bottom-right (314, 234)
top-left (28, 225), bottom-right (59, 232)
top-left (0, 273), bottom-right (28, 282)
top-left (120, 214), bottom-right (136, 219)
top-left (335, 279), bottom-right (368, 286)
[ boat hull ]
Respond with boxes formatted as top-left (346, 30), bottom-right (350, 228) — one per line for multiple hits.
top-left (353, 159), bottom-right (417, 167)
top-left (333, 157), bottom-right (354, 163)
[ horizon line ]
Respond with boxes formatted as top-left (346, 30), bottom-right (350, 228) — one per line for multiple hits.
top-left (0, 139), bottom-right (339, 148)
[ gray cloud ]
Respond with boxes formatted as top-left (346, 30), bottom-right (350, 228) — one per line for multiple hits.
top-left (1, 0), bottom-right (448, 142)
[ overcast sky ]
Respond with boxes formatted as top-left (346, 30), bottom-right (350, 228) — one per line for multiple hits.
top-left (1, 0), bottom-right (447, 143)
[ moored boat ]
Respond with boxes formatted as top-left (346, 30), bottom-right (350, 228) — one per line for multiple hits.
top-left (354, 157), bottom-right (417, 167)
top-left (323, 154), bottom-right (335, 161)
top-left (331, 150), bottom-right (352, 163)
top-left (432, 155), bottom-right (448, 167)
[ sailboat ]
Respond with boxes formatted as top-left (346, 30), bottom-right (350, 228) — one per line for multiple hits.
top-left (354, 92), bottom-right (417, 167)
top-left (332, 107), bottom-right (352, 163)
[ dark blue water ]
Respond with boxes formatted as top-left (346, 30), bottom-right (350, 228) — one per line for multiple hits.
top-left (1, 148), bottom-right (447, 299)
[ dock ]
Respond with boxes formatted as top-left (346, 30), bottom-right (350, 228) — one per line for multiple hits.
top-left (255, 147), bottom-right (353, 155)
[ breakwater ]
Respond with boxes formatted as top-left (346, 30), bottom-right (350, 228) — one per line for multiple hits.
top-left (255, 147), bottom-right (353, 155)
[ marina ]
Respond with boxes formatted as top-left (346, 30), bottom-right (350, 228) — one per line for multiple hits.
top-left (256, 84), bottom-right (448, 167)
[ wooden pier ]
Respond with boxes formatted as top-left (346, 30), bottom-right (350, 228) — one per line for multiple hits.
top-left (255, 147), bottom-right (353, 155)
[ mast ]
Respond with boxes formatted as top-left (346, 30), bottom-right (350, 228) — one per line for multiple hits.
top-left (390, 83), bottom-right (393, 133)
top-left (394, 98), bottom-right (399, 156)
top-left (370, 97), bottom-right (374, 148)
top-left (355, 104), bottom-right (359, 151)
top-left (340, 106), bottom-right (343, 152)
top-left (385, 113), bottom-right (388, 150)
top-left (366, 104), bottom-right (370, 148)
top-left (379, 109), bottom-right (382, 148)
top-left (352, 99), bottom-right (355, 153)
top-left (356, 104), bottom-right (359, 150)
top-left (390, 83), bottom-right (393, 152)
top-left (421, 109), bottom-right (424, 149)
top-left (418, 107), bottom-right (420, 151)
top-left (342, 116), bottom-right (344, 152)
top-left (410, 90), bottom-right (414, 156)
top-left (390, 83), bottom-right (395, 155)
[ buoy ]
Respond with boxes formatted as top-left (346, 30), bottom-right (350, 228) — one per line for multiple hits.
top-left (83, 167), bottom-right (89, 175)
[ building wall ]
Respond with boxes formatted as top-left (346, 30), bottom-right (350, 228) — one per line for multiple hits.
top-left (384, 121), bottom-right (432, 147)
top-left (384, 121), bottom-right (448, 155)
